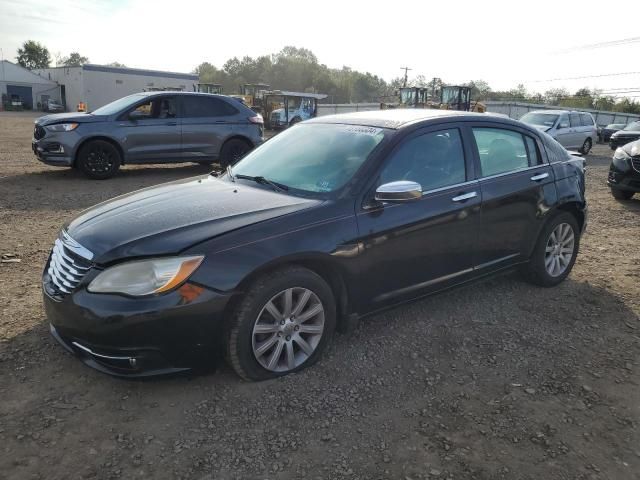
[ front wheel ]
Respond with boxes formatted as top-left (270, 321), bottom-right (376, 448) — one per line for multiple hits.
top-left (580, 137), bottom-right (592, 155)
top-left (76, 140), bottom-right (121, 179)
top-left (521, 212), bottom-right (580, 287)
top-left (611, 188), bottom-right (634, 200)
top-left (219, 139), bottom-right (252, 169)
top-left (226, 266), bottom-right (336, 381)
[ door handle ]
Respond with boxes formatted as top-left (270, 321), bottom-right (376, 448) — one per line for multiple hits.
top-left (530, 172), bottom-right (549, 181)
top-left (451, 191), bottom-right (478, 202)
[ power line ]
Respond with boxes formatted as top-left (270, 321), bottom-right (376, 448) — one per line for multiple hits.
top-left (527, 71), bottom-right (640, 83)
top-left (555, 36), bottom-right (640, 54)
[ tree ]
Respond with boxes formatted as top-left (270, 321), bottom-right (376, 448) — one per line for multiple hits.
top-left (467, 80), bottom-right (492, 100)
top-left (543, 88), bottom-right (569, 105)
top-left (61, 52), bottom-right (89, 67)
top-left (16, 40), bottom-right (50, 69)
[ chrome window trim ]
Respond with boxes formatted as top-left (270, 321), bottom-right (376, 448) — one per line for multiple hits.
top-left (478, 164), bottom-right (548, 182)
top-left (420, 179), bottom-right (478, 196)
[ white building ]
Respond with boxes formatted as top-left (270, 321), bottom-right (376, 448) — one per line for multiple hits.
top-left (0, 60), bottom-right (61, 110)
top-left (34, 64), bottom-right (200, 112)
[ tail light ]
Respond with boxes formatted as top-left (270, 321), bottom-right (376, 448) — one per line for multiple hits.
top-left (248, 114), bottom-right (263, 124)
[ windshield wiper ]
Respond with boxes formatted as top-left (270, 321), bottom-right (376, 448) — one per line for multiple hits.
top-left (235, 174), bottom-right (289, 193)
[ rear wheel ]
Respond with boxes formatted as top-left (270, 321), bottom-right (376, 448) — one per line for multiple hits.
top-left (226, 266), bottom-right (336, 381)
top-left (521, 212), bottom-right (580, 287)
top-left (580, 137), bottom-right (592, 155)
top-left (610, 188), bottom-right (634, 200)
top-left (289, 117), bottom-right (301, 126)
top-left (76, 140), bottom-right (121, 179)
top-left (219, 139), bottom-right (252, 169)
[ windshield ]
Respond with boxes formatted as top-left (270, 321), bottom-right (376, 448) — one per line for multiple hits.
top-left (230, 123), bottom-right (388, 194)
top-left (623, 121), bottom-right (640, 131)
top-left (520, 113), bottom-right (559, 127)
top-left (607, 124), bottom-right (626, 129)
top-left (91, 94), bottom-right (146, 115)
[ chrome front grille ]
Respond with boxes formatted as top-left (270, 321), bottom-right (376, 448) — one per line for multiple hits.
top-left (631, 157), bottom-right (640, 173)
top-left (46, 233), bottom-right (93, 295)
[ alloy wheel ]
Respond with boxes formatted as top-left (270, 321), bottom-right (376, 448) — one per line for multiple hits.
top-left (252, 287), bottom-right (325, 372)
top-left (86, 146), bottom-right (114, 173)
top-left (544, 222), bottom-right (575, 277)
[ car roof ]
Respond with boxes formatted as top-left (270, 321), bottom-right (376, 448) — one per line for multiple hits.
top-left (526, 109), bottom-right (592, 115)
top-left (308, 109), bottom-right (522, 130)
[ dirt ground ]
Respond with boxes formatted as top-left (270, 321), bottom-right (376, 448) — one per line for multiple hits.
top-left (0, 111), bottom-right (639, 480)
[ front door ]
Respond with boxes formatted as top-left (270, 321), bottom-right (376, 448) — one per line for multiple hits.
top-left (356, 126), bottom-right (481, 309)
top-left (554, 113), bottom-right (573, 148)
top-left (470, 125), bottom-right (555, 272)
top-left (119, 95), bottom-right (182, 163)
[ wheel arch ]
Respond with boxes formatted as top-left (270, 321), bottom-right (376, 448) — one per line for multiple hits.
top-left (555, 201), bottom-right (586, 232)
top-left (222, 254), bottom-right (351, 331)
top-left (221, 134), bottom-right (255, 150)
top-left (74, 136), bottom-right (125, 166)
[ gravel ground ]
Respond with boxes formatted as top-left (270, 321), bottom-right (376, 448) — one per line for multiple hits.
top-left (0, 111), bottom-right (639, 480)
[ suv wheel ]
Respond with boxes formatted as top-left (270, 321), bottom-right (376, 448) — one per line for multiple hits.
top-left (77, 140), bottom-right (121, 180)
top-left (226, 266), bottom-right (336, 381)
top-left (219, 139), bottom-right (252, 169)
top-left (580, 138), bottom-right (592, 155)
top-left (610, 188), bottom-right (634, 200)
top-left (521, 212), bottom-right (580, 287)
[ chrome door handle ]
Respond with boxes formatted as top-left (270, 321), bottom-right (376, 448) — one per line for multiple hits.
top-left (452, 191), bottom-right (478, 202)
top-left (530, 173), bottom-right (549, 181)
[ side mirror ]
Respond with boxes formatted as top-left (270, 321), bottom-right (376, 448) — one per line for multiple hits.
top-left (375, 181), bottom-right (422, 203)
top-left (128, 110), bottom-right (145, 121)
top-left (558, 121), bottom-right (570, 129)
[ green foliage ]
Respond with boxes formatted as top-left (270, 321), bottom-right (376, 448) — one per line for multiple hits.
top-left (16, 40), bottom-right (50, 69)
top-left (61, 52), bottom-right (89, 67)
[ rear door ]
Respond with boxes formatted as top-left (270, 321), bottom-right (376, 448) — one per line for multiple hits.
top-left (180, 95), bottom-right (239, 161)
top-left (568, 113), bottom-right (584, 148)
top-left (118, 95), bottom-right (181, 163)
top-left (470, 124), bottom-right (555, 272)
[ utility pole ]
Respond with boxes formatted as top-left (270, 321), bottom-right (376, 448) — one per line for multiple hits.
top-left (400, 66), bottom-right (412, 87)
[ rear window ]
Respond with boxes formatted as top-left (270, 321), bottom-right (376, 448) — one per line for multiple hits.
top-left (580, 113), bottom-right (594, 126)
top-left (182, 96), bottom-right (238, 117)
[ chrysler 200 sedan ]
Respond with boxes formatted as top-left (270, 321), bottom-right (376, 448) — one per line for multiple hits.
top-left (43, 109), bottom-right (587, 380)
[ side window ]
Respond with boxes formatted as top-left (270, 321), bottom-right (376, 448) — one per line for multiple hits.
top-left (379, 128), bottom-right (466, 192)
top-left (580, 113), bottom-right (594, 126)
top-left (182, 96), bottom-right (238, 118)
top-left (525, 136), bottom-right (542, 165)
top-left (558, 114), bottom-right (570, 128)
top-left (129, 97), bottom-right (177, 119)
top-left (472, 128), bottom-right (528, 177)
top-left (570, 113), bottom-right (581, 128)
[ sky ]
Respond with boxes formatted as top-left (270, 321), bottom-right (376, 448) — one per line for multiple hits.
top-left (1, 0), bottom-right (640, 98)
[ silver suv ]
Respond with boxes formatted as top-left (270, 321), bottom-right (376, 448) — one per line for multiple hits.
top-left (32, 92), bottom-right (264, 179)
top-left (520, 110), bottom-right (596, 154)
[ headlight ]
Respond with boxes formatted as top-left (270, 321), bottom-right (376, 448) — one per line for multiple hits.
top-left (47, 123), bottom-right (78, 132)
top-left (612, 148), bottom-right (631, 172)
top-left (88, 256), bottom-right (204, 296)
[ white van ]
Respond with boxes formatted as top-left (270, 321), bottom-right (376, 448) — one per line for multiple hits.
top-left (520, 110), bottom-right (597, 154)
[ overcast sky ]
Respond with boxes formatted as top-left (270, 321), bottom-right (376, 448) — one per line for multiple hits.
top-left (1, 0), bottom-right (639, 97)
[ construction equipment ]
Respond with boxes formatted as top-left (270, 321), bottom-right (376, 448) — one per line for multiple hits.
top-left (263, 91), bottom-right (328, 129)
top-left (237, 83), bottom-right (270, 114)
top-left (382, 84), bottom-right (486, 113)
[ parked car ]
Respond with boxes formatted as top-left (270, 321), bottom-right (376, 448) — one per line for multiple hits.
top-left (599, 123), bottom-right (626, 143)
top-left (609, 121), bottom-right (640, 150)
top-left (32, 92), bottom-right (263, 179)
top-left (43, 110), bottom-right (587, 380)
top-left (44, 99), bottom-right (65, 113)
top-left (608, 138), bottom-right (640, 200)
top-left (520, 110), bottom-right (596, 154)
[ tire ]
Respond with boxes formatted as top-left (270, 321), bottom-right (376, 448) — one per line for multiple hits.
top-left (219, 138), bottom-right (252, 168)
top-left (76, 140), bottom-right (121, 180)
top-left (289, 117), bottom-right (301, 126)
top-left (521, 212), bottom-right (580, 287)
top-left (611, 188), bottom-right (634, 200)
top-left (226, 266), bottom-right (336, 381)
top-left (579, 137), bottom-right (592, 155)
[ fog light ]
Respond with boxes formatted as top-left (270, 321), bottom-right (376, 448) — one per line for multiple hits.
top-left (45, 144), bottom-right (65, 154)
top-left (129, 358), bottom-right (137, 368)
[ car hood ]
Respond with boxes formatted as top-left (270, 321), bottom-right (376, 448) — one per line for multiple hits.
top-left (37, 112), bottom-right (106, 126)
top-left (612, 130), bottom-right (640, 138)
top-left (65, 176), bottom-right (320, 264)
top-left (620, 139), bottom-right (640, 155)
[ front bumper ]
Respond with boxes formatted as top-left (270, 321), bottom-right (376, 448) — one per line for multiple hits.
top-left (608, 168), bottom-right (640, 193)
top-left (43, 277), bottom-right (233, 377)
top-left (32, 138), bottom-right (74, 166)
top-left (609, 137), bottom-right (640, 150)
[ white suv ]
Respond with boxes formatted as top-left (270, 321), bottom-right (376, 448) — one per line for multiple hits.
top-left (520, 110), bottom-right (597, 154)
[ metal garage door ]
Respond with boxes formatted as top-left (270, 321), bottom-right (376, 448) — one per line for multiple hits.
top-left (7, 85), bottom-right (33, 109)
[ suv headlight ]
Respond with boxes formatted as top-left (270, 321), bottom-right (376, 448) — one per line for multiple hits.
top-left (88, 256), bottom-right (204, 296)
top-left (612, 148), bottom-right (631, 172)
top-left (47, 123), bottom-right (78, 132)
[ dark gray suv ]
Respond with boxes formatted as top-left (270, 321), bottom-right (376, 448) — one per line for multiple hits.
top-left (32, 92), bottom-right (264, 179)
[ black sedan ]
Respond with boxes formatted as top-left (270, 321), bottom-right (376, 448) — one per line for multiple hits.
top-left (600, 123), bottom-right (626, 143)
top-left (608, 139), bottom-right (640, 200)
top-left (43, 110), bottom-right (587, 380)
top-left (609, 121), bottom-right (640, 149)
